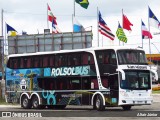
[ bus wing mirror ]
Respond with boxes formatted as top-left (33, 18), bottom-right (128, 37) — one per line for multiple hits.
top-left (116, 69), bottom-right (125, 80)
top-left (151, 70), bottom-right (158, 81)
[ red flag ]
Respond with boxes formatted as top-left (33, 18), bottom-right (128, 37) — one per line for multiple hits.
top-left (48, 4), bottom-right (56, 24)
top-left (123, 14), bottom-right (133, 31)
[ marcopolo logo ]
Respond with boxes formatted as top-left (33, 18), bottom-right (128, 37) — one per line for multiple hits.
top-left (51, 66), bottom-right (90, 77)
top-left (127, 65), bottom-right (147, 70)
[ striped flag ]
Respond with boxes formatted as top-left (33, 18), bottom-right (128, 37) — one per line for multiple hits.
top-left (141, 20), bottom-right (152, 39)
top-left (116, 22), bottom-right (127, 43)
top-left (48, 4), bottom-right (56, 23)
top-left (98, 11), bottom-right (115, 40)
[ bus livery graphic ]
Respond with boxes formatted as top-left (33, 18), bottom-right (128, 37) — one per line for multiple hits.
top-left (5, 47), bottom-right (157, 111)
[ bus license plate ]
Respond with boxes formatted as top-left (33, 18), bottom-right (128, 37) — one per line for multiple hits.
top-left (136, 101), bottom-right (143, 104)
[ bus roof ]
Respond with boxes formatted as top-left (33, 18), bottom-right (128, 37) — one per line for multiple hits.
top-left (7, 46), bottom-right (144, 58)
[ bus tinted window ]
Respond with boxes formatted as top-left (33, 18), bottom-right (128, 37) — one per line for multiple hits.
top-left (117, 50), bottom-right (147, 64)
top-left (49, 55), bottom-right (55, 67)
top-left (34, 56), bottom-right (40, 68)
top-left (43, 55), bottom-right (49, 67)
top-left (55, 54), bottom-right (67, 67)
top-left (24, 57), bottom-right (32, 68)
top-left (8, 57), bottom-right (19, 69)
top-left (95, 50), bottom-right (117, 65)
top-left (82, 52), bottom-right (94, 65)
top-left (68, 53), bottom-right (81, 66)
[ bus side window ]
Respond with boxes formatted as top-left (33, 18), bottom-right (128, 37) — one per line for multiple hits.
top-left (101, 78), bottom-right (108, 88)
top-left (82, 78), bottom-right (91, 90)
top-left (82, 53), bottom-right (89, 65)
top-left (109, 52), bottom-right (117, 64)
top-left (71, 79), bottom-right (81, 90)
top-left (43, 56), bottom-right (49, 67)
top-left (88, 54), bottom-right (94, 64)
top-left (11, 58), bottom-right (19, 69)
top-left (20, 58), bottom-right (24, 68)
top-left (34, 56), bottom-right (39, 68)
top-left (91, 79), bottom-right (98, 89)
top-left (49, 55), bottom-right (55, 67)
top-left (24, 57), bottom-right (32, 68)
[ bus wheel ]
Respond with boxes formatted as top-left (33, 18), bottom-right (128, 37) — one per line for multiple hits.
top-left (32, 96), bottom-right (40, 109)
top-left (122, 105), bottom-right (132, 111)
top-left (94, 95), bottom-right (105, 111)
top-left (21, 95), bottom-right (31, 109)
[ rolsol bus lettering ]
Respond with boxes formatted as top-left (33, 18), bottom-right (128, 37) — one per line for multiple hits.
top-left (51, 66), bottom-right (90, 77)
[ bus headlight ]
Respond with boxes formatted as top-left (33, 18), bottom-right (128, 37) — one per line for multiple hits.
top-left (120, 91), bottom-right (129, 97)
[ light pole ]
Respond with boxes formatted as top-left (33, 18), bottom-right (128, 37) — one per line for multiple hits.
top-left (151, 43), bottom-right (160, 53)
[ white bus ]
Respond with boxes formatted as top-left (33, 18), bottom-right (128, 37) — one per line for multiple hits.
top-left (5, 47), bottom-right (156, 111)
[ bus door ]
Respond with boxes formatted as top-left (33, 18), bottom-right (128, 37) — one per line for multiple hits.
top-left (81, 77), bottom-right (91, 105)
top-left (108, 74), bottom-right (119, 106)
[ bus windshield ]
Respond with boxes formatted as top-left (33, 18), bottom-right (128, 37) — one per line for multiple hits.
top-left (117, 50), bottom-right (148, 65)
top-left (120, 70), bottom-right (151, 90)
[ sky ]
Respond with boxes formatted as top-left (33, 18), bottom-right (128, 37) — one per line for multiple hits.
top-left (1, 0), bottom-right (160, 54)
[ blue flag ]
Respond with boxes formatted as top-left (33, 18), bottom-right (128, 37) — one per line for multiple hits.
top-left (149, 7), bottom-right (160, 29)
top-left (6, 23), bottom-right (16, 33)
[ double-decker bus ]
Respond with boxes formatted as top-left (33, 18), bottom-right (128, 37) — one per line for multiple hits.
top-left (5, 47), bottom-right (156, 111)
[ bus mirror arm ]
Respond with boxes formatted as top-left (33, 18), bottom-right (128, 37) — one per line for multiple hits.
top-left (116, 69), bottom-right (125, 80)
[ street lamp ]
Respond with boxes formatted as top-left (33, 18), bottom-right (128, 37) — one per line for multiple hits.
top-left (151, 43), bottom-right (160, 53)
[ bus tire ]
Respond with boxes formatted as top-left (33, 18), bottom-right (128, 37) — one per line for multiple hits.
top-left (21, 95), bottom-right (31, 109)
top-left (122, 105), bottom-right (132, 111)
top-left (32, 96), bottom-right (40, 109)
top-left (94, 95), bottom-right (105, 111)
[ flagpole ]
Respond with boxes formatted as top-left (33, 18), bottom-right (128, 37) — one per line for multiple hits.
top-left (118, 21), bottom-right (120, 46)
top-left (47, 3), bottom-right (49, 29)
top-left (148, 6), bottom-right (152, 62)
top-left (122, 9), bottom-right (124, 46)
top-left (141, 19), bottom-right (143, 48)
top-left (1, 9), bottom-right (4, 81)
top-left (102, 36), bottom-right (103, 47)
top-left (73, 0), bottom-right (75, 16)
top-left (73, 0), bottom-right (75, 32)
top-left (72, 14), bottom-right (74, 32)
top-left (97, 7), bottom-right (99, 47)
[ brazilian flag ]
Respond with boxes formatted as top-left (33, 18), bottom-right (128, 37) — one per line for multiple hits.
top-left (75, 0), bottom-right (89, 9)
top-left (116, 23), bottom-right (127, 43)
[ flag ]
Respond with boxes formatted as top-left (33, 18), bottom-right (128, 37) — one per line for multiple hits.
top-left (6, 23), bottom-right (17, 36)
top-left (52, 20), bottom-right (61, 33)
top-left (123, 14), bottom-right (133, 31)
top-left (98, 11), bottom-right (115, 40)
top-left (141, 20), bottom-right (152, 39)
top-left (149, 7), bottom-right (160, 29)
top-left (22, 31), bottom-right (27, 35)
top-left (116, 23), bottom-right (127, 43)
top-left (48, 4), bottom-right (56, 23)
top-left (73, 17), bottom-right (84, 32)
top-left (75, 0), bottom-right (89, 9)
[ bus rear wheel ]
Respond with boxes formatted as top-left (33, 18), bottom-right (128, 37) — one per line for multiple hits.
top-left (21, 95), bottom-right (31, 109)
top-left (32, 96), bottom-right (39, 109)
top-left (94, 95), bottom-right (105, 111)
top-left (122, 105), bottom-right (132, 111)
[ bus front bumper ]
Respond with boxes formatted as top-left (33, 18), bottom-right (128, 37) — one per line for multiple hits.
top-left (119, 97), bottom-right (153, 105)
